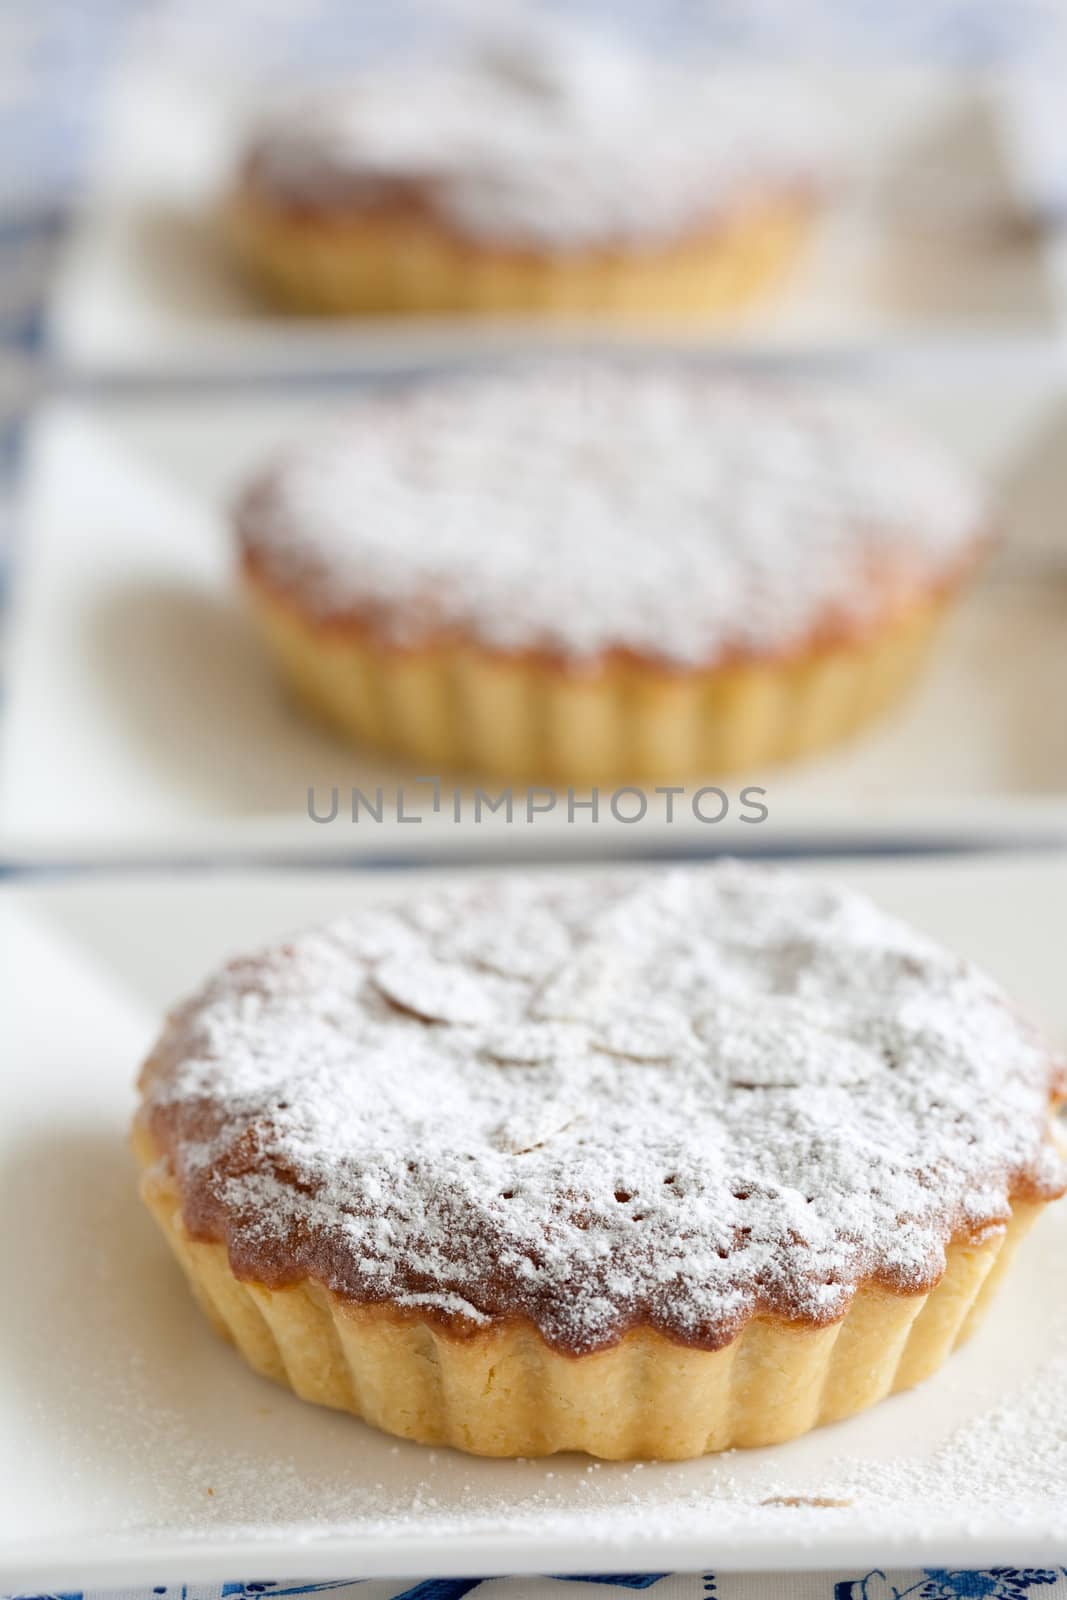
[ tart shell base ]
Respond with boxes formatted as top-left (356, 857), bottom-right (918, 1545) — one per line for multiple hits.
top-left (226, 192), bottom-right (813, 318)
top-left (137, 1142), bottom-right (1042, 1460)
top-left (244, 569), bottom-right (950, 783)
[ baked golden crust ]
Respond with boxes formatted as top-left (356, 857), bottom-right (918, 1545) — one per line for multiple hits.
top-left (226, 182), bottom-right (814, 318)
top-left (242, 556), bottom-right (956, 781)
top-left (132, 859), bottom-right (1065, 1458)
top-left (135, 1125), bottom-right (1047, 1459)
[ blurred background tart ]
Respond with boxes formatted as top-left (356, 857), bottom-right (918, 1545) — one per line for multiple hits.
top-left (234, 369), bottom-right (987, 783)
top-left (227, 34), bottom-right (827, 317)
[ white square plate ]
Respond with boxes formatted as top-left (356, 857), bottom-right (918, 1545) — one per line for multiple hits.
top-left (2, 372), bottom-right (1067, 861)
top-left (49, 65), bottom-right (1059, 376)
top-left (2, 853), bottom-right (1067, 1588)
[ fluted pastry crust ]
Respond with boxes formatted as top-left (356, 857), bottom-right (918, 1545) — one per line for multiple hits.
top-left (137, 1136), bottom-right (1044, 1459)
top-left (243, 564), bottom-right (950, 781)
top-left (228, 186), bottom-right (813, 318)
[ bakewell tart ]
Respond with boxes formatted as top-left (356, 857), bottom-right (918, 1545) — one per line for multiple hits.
top-left (133, 864), bottom-right (1066, 1460)
top-left (234, 372), bottom-right (986, 782)
top-left (227, 42), bottom-right (825, 317)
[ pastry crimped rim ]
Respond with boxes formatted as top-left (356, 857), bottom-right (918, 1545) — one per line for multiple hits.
top-left (135, 1125), bottom-right (1047, 1460)
top-left (242, 560), bottom-right (954, 782)
top-left (225, 186), bottom-right (814, 318)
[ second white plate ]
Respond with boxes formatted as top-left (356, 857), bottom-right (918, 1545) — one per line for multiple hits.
top-left (2, 373), bottom-right (1066, 860)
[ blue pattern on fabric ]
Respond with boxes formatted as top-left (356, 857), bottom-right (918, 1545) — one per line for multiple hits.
top-left (5, 1565), bottom-right (1067, 1600)
top-left (390, 1582), bottom-right (486, 1600)
top-left (6, 1593), bottom-right (85, 1600)
top-left (553, 1580), bottom-right (668, 1590)
top-left (835, 1573), bottom-right (1067, 1600)
top-left (221, 1587), bottom-right (361, 1598)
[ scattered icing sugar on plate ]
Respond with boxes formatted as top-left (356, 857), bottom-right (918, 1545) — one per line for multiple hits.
top-left (81, 1274), bottom-right (1067, 1545)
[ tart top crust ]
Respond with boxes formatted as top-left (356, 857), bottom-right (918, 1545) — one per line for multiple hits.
top-left (138, 865), bottom-right (1065, 1356)
top-left (235, 374), bottom-right (984, 671)
top-left (238, 43), bottom-right (828, 250)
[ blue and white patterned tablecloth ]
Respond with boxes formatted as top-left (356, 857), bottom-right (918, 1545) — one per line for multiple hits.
top-left (3, 3), bottom-right (1067, 1593)
top-left (7, 1570), bottom-right (1067, 1600)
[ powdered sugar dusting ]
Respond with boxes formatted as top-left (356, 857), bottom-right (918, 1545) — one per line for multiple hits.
top-left (243, 39), bottom-right (831, 249)
top-left (141, 864), bottom-right (1063, 1356)
top-left (811, 1338), bottom-right (1067, 1520)
top-left (235, 374), bottom-right (984, 667)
